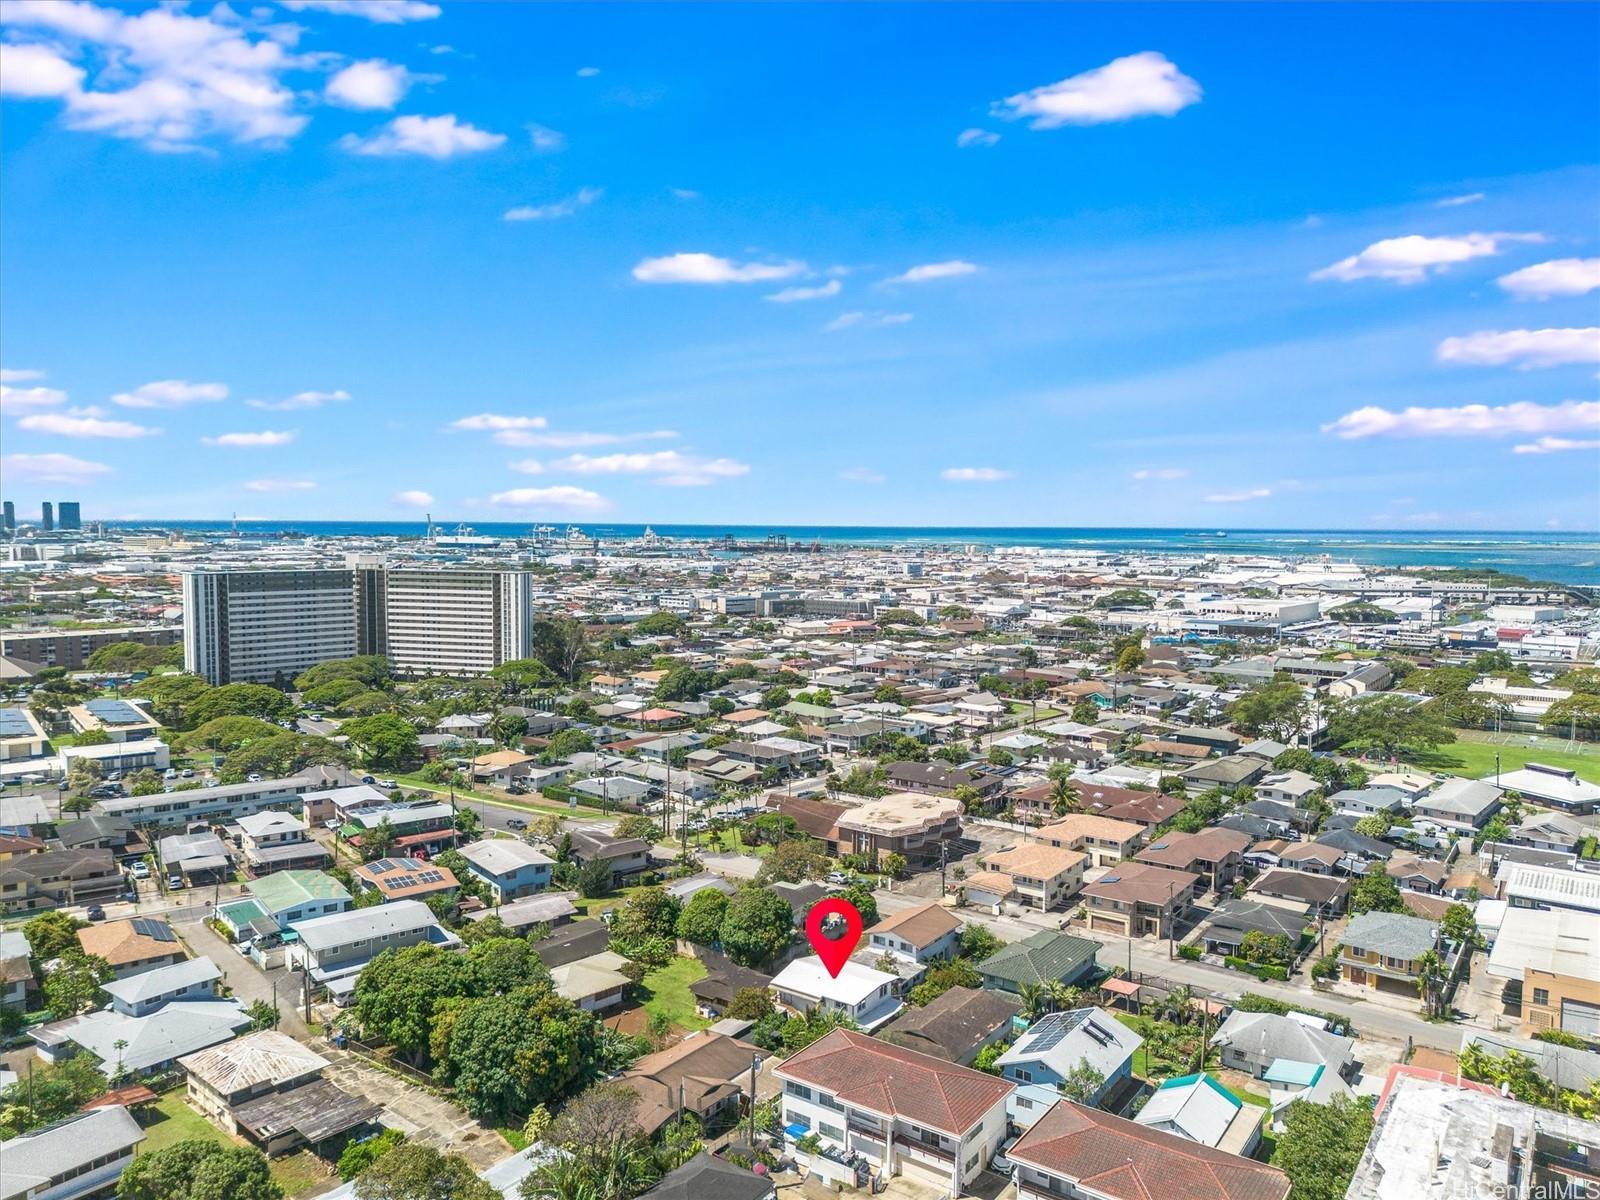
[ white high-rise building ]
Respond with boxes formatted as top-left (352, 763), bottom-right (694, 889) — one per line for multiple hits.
top-left (382, 567), bottom-right (532, 675)
top-left (182, 564), bottom-right (534, 683)
top-left (182, 568), bottom-right (358, 685)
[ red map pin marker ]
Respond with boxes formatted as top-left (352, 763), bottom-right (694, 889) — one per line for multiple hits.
top-left (805, 898), bottom-right (864, 978)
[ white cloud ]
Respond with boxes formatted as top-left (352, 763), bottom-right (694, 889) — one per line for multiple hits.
top-left (0, 369), bottom-right (47, 383)
top-left (0, 42), bottom-right (86, 97)
top-left (17, 412), bottom-right (157, 438)
top-left (824, 311), bottom-right (913, 332)
top-left (2, 452), bottom-right (112, 483)
top-left (552, 450), bottom-right (750, 487)
top-left (393, 489), bottom-right (434, 507)
top-left (325, 60), bottom-right (413, 110)
top-left (1435, 192), bottom-right (1485, 207)
top-left (956, 128), bottom-right (999, 148)
top-left (450, 413), bottom-right (547, 432)
top-left (112, 379), bottom-right (228, 408)
top-left (201, 430), bottom-right (296, 447)
top-left (1131, 467), bottom-right (1187, 481)
top-left (1436, 328), bottom-right (1600, 369)
top-left (941, 466), bottom-right (1014, 483)
top-left (242, 478), bottom-right (317, 492)
top-left (503, 187), bottom-right (603, 222)
top-left (632, 253), bottom-right (806, 285)
top-left (839, 467), bottom-right (886, 484)
top-left (1512, 436), bottom-right (1600, 455)
top-left (0, 384), bottom-right (68, 414)
top-left (1, 1), bottom-right (314, 151)
top-left (494, 429), bottom-right (677, 448)
top-left (885, 260), bottom-right (980, 285)
top-left (576, 66), bottom-right (600, 77)
top-left (1496, 259), bottom-right (1600, 301)
top-left (509, 460), bottom-right (544, 474)
top-left (1310, 232), bottom-right (1543, 284)
top-left (669, 187), bottom-right (700, 201)
top-left (765, 280), bottom-right (842, 303)
top-left (280, 0), bottom-right (441, 22)
top-left (1322, 400), bottom-right (1600, 440)
top-left (995, 51), bottom-right (1201, 129)
top-left (527, 123), bottom-right (566, 152)
top-left (1204, 487), bottom-right (1271, 502)
top-left (247, 389), bottom-right (351, 411)
top-left (488, 485), bottom-right (610, 513)
top-left (341, 114), bottom-right (505, 159)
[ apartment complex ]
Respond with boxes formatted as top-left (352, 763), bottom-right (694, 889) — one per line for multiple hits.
top-left (183, 568), bottom-right (360, 685)
top-left (182, 563), bottom-right (534, 682)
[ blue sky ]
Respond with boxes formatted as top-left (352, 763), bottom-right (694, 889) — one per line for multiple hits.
top-left (2, 0), bottom-right (1598, 530)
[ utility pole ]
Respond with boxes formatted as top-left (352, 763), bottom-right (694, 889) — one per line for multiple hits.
top-left (748, 1054), bottom-right (762, 1146)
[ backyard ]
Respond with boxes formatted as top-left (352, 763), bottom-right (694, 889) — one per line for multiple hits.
top-left (137, 1088), bottom-right (333, 1196)
top-left (638, 955), bottom-right (711, 1033)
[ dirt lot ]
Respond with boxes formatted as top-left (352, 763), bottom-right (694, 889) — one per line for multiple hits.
top-left (319, 1049), bottom-right (511, 1171)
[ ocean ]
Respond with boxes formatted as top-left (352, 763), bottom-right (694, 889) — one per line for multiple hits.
top-left (100, 522), bottom-right (1600, 586)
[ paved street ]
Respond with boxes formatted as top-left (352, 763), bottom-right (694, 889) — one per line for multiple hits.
top-left (872, 889), bottom-right (1470, 1053)
top-left (176, 916), bottom-right (311, 1039)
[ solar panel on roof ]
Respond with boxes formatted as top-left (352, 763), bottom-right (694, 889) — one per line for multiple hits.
top-left (0, 709), bottom-right (36, 736)
top-left (85, 698), bottom-right (146, 725)
top-left (418, 870), bottom-right (443, 883)
top-left (390, 876), bottom-right (416, 889)
top-left (130, 917), bottom-right (176, 943)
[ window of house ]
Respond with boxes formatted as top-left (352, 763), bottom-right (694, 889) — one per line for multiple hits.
top-left (1533, 988), bottom-right (1550, 1006)
top-left (786, 1081), bottom-right (813, 1101)
top-left (819, 1122), bottom-right (844, 1142)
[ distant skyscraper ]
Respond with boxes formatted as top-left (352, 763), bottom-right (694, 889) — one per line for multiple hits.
top-left (2, 501), bottom-right (13, 532)
top-left (40, 502), bottom-right (53, 532)
top-left (57, 501), bottom-right (81, 531)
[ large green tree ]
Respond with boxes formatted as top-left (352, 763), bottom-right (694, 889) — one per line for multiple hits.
top-left (675, 888), bottom-right (729, 945)
top-left (341, 714), bottom-right (421, 769)
top-left (446, 985), bottom-right (597, 1122)
top-left (354, 1143), bottom-right (498, 1200)
top-left (23, 910), bottom-right (85, 961)
top-left (354, 944), bottom-right (471, 1065)
top-left (1270, 1097), bottom-right (1375, 1200)
top-left (719, 887), bottom-right (795, 967)
top-left (117, 1140), bottom-right (282, 1200)
top-left (186, 683), bottom-right (294, 728)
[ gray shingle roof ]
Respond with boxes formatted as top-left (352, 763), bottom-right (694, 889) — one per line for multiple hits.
top-left (977, 929), bottom-right (1100, 987)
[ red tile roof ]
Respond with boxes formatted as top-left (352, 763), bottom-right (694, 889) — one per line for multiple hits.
top-left (1010, 1099), bottom-right (1290, 1200)
top-left (774, 1028), bottom-right (1013, 1136)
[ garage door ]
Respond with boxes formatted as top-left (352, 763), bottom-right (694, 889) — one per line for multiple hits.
top-left (1089, 915), bottom-right (1127, 934)
top-left (899, 1156), bottom-right (954, 1191)
top-left (1561, 998), bottom-right (1600, 1040)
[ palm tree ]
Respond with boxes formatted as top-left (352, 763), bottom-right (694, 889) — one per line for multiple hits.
top-left (1416, 949), bottom-right (1451, 1019)
top-left (1163, 984), bottom-right (1194, 1026)
top-left (1018, 982), bottom-right (1047, 1023)
top-left (1050, 776), bottom-right (1080, 817)
top-left (1046, 981), bottom-right (1084, 1013)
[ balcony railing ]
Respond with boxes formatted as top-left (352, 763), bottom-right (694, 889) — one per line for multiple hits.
top-left (894, 1135), bottom-right (954, 1164)
top-left (848, 1121), bottom-right (885, 1144)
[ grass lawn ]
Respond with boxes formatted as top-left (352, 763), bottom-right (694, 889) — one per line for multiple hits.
top-left (639, 955), bottom-right (711, 1032)
top-left (138, 1091), bottom-right (334, 1197)
top-left (394, 773), bottom-right (610, 818)
top-left (139, 1089), bottom-right (232, 1154)
top-left (1419, 732), bottom-right (1600, 785)
top-left (570, 885), bottom-right (642, 917)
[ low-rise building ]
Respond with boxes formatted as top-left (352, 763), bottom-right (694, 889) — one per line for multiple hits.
top-left (1132, 1072), bottom-right (1263, 1156)
top-left (289, 899), bottom-right (459, 999)
top-left (1340, 910), bottom-right (1443, 994)
top-left (236, 810), bottom-right (329, 876)
top-left (980, 843), bottom-right (1086, 911)
top-left (977, 930), bottom-right (1101, 995)
top-left (1133, 828), bottom-right (1250, 892)
top-left (996, 1008), bottom-right (1141, 1117)
top-left (0, 1104), bottom-right (145, 1200)
top-left (776, 1027), bottom-right (1013, 1193)
top-left (1081, 861), bottom-right (1201, 938)
top-left (878, 986), bottom-right (1020, 1066)
top-left (865, 902), bottom-right (963, 965)
top-left (1208, 1009), bottom-right (1355, 1080)
top-left (770, 956), bottom-right (903, 1031)
top-left (0, 847), bottom-right (123, 912)
top-left (78, 916), bottom-right (185, 979)
top-left (101, 956), bottom-right (221, 1018)
top-left (1484, 906), bottom-right (1600, 1041)
top-left (457, 838), bottom-right (554, 902)
top-left (834, 792), bottom-right (962, 864)
top-left (1035, 814), bottom-right (1146, 866)
top-left (1009, 1099), bottom-right (1290, 1200)
top-left (351, 855), bottom-right (458, 903)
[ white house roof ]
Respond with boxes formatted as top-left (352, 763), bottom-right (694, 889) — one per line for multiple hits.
top-left (47, 1000), bottom-right (250, 1074)
top-left (1134, 1073), bottom-right (1241, 1147)
top-left (770, 956), bottom-right (898, 1007)
top-left (1495, 764), bottom-right (1600, 807)
top-left (180, 1029), bottom-right (328, 1094)
top-left (459, 839), bottom-right (554, 875)
top-left (1486, 906), bottom-right (1600, 980)
top-left (292, 898), bottom-right (439, 951)
top-left (236, 810), bottom-right (306, 838)
top-left (101, 956), bottom-right (221, 1008)
top-left (1, 1106), bottom-right (144, 1200)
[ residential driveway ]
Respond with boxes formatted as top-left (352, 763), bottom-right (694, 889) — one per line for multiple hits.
top-left (700, 851), bottom-right (763, 879)
top-left (176, 917), bottom-right (310, 1039)
top-left (319, 1050), bottom-right (511, 1171)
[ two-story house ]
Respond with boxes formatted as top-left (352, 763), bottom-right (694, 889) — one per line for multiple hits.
top-left (1081, 862), bottom-right (1201, 938)
top-left (1339, 910), bottom-right (1442, 995)
top-left (1133, 828), bottom-right (1251, 893)
top-left (568, 830), bottom-right (652, 883)
top-left (1035, 814), bottom-right (1146, 867)
top-left (770, 957), bottom-right (904, 1031)
top-left (977, 930), bottom-right (1101, 995)
top-left (233, 869), bottom-right (352, 935)
top-left (2, 1105), bottom-right (146, 1200)
top-left (288, 899), bottom-right (459, 997)
top-left (995, 1009), bottom-right (1142, 1125)
top-left (0, 847), bottom-right (123, 912)
top-left (101, 956), bottom-right (222, 1018)
top-left (78, 917), bottom-right (186, 980)
top-left (980, 844), bottom-right (1087, 912)
top-left (1009, 1099), bottom-right (1290, 1200)
top-left (235, 809), bottom-right (330, 876)
top-left (865, 902), bottom-right (963, 966)
top-left (458, 839), bottom-right (554, 902)
top-left (776, 1027), bottom-right (1014, 1193)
